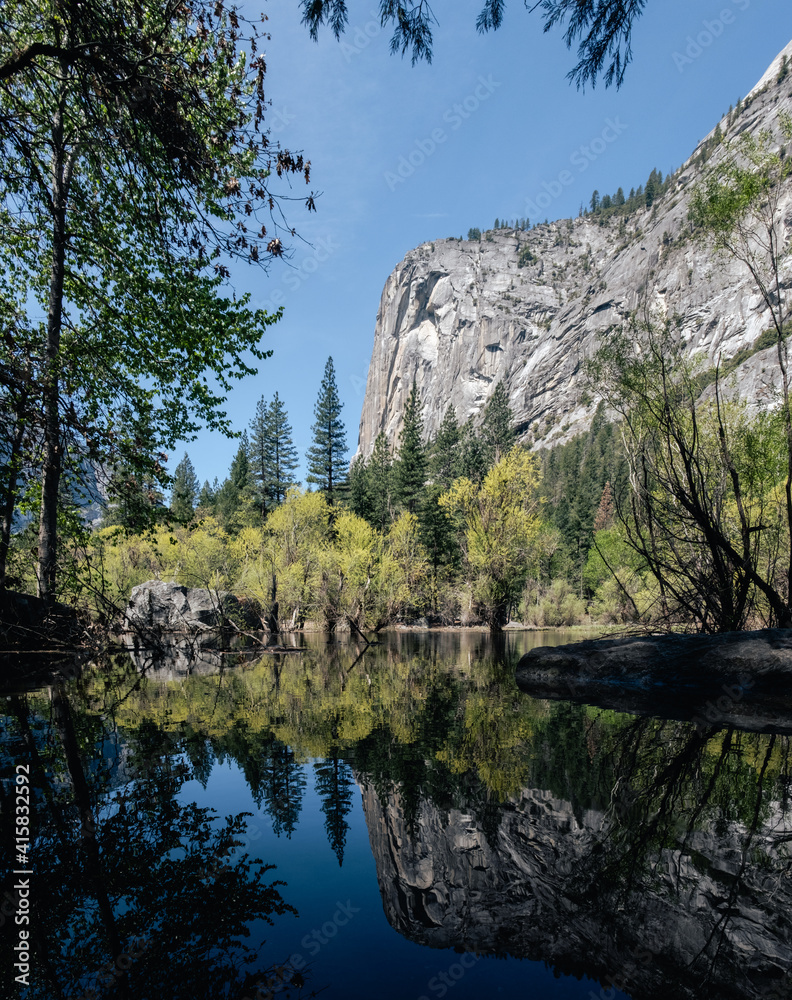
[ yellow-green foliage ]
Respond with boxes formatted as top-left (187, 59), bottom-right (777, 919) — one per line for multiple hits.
top-left (255, 488), bottom-right (332, 623)
top-left (375, 512), bottom-right (431, 621)
top-left (88, 518), bottom-right (237, 605)
top-left (440, 445), bottom-right (543, 622)
top-left (88, 488), bottom-right (437, 627)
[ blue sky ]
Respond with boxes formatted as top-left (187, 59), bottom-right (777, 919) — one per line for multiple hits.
top-left (176, 0), bottom-right (792, 490)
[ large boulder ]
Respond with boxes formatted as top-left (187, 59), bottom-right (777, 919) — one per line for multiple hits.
top-left (515, 629), bottom-right (792, 733)
top-left (125, 581), bottom-right (261, 632)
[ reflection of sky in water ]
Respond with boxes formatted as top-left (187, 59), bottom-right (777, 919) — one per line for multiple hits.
top-left (184, 759), bottom-right (624, 1000)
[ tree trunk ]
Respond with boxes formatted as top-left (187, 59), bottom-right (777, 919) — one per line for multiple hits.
top-left (51, 684), bottom-right (127, 990)
top-left (37, 119), bottom-right (71, 603)
top-left (0, 397), bottom-right (28, 588)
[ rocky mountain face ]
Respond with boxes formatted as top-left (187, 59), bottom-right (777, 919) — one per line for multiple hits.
top-left (355, 41), bottom-right (792, 460)
top-left (358, 777), bottom-right (792, 999)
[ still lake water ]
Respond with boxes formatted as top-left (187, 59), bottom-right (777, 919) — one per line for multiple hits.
top-left (3, 630), bottom-right (792, 1000)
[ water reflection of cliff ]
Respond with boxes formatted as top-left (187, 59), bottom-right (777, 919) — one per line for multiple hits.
top-left (104, 630), bottom-right (792, 1000)
top-left (358, 725), bottom-right (792, 1000)
top-left (15, 632), bottom-right (791, 1000)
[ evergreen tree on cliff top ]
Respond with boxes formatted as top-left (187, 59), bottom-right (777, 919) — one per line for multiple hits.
top-left (306, 358), bottom-right (347, 504)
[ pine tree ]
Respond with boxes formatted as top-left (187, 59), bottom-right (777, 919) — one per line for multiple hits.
top-left (266, 393), bottom-right (300, 505)
top-left (348, 455), bottom-right (370, 521)
top-left (429, 405), bottom-right (461, 489)
top-left (419, 483), bottom-right (460, 580)
top-left (263, 742), bottom-right (307, 839)
top-left (248, 396), bottom-right (271, 516)
top-left (349, 434), bottom-right (393, 529)
top-left (481, 382), bottom-right (515, 466)
top-left (170, 452), bottom-right (199, 521)
top-left (459, 417), bottom-right (487, 483)
top-left (368, 432), bottom-right (394, 529)
top-left (216, 433), bottom-right (254, 527)
top-left (306, 357), bottom-right (348, 504)
top-left (393, 380), bottom-right (426, 513)
top-left (195, 478), bottom-right (218, 516)
top-left (250, 393), bottom-right (299, 514)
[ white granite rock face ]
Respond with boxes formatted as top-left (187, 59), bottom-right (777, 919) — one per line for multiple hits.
top-left (355, 44), bottom-right (792, 460)
top-left (125, 580), bottom-right (260, 631)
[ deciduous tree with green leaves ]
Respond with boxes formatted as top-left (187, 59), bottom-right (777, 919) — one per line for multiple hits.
top-left (440, 445), bottom-right (543, 629)
top-left (0, 0), bottom-right (314, 601)
top-left (689, 113), bottom-right (792, 618)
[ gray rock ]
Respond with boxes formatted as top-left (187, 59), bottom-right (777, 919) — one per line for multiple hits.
top-left (354, 44), bottom-right (792, 460)
top-left (125, 580), bottom-right (261, 632)
top-left (515, 629), bottom-right (792, 732)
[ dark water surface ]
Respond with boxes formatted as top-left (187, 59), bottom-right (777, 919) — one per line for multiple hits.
top-left (2, 630), bottom-right (791, 1000)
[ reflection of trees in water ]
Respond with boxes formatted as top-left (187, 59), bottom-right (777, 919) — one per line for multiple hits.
top-left (566, 718), bottom-right (792, 994)
top-left (314, 751), bottom-right (355, 866)
top-left (14, 633), bottom-right (792, 997)
top-left (4, 686), bottom-right (304, 1000)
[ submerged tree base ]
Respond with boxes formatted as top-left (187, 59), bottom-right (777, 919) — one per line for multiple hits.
top-left (0, 589), bottom-right (84, 650)
top-left (516, 629), bottom-right (792, 733)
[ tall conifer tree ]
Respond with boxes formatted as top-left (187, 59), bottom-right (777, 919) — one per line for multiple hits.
top-left (249, 392), bottom-right (299, 514)
top-left (459, 417), bottom-right (487, 483)
top-left (314, 753), bottom-right (354, 867)
top-left (367, 432), bottom-right (394, 530)
top-left (248, 396), bottom-right (271, 516)
top-left (481, 382), bottom-right (515, 467)
top-left (306, 357), bottom-right (347, 504)
top-left (394, 380), bottom-right (426, 513)
top-left (216, 432), bottom-right (254, 527)
top-left (429, 405), bottom-right (462, 489)
top-left (195, 478), bottom-right (217, 516)
top-left (170, 452), bottom-right (199, 521)
top-left (265, 393), bottom-right (300, 505)
top-left (263, 742), bottom-right (307, 839)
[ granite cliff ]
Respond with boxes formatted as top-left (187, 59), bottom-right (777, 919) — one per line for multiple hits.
top-left (355, 41), bottom-right (792, 460)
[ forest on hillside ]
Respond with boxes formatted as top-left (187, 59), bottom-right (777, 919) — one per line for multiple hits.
top-left (1, 0), bottom-right (791, 637)
top-left (6, 353), bottom-right (630, 631)
top-left (7, 101), bottom-right (792, 635)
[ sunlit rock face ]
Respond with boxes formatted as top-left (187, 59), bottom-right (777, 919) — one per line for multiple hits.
top-left (358, 778), bottom-right (792, 999)
top-left (355, 41), bottom-right (792, 460)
